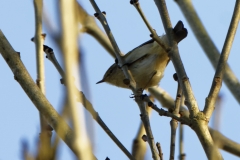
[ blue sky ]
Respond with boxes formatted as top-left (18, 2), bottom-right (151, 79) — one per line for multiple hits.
top-left (0, 0), bottom-right (239, 159)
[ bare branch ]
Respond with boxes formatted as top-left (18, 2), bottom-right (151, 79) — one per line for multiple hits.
top-left (33, 0), bottom-right (53, 157)
top-left (153, 0), bottom-right (222, 159)
top-left (149, 87), bottom-right (175, 110)
top-left (203, 0), bottom-right (240, 119)
top-left (154, 0), bottom-right (199, 118)
top-left (131, 103), bottom-right (152, 160)
top-left (0, 30), bottom-right (86, 158)
top-left (76, 2), bottom-right (115, 57)
top-left (209, 128), bottom-right (240, 157)
top-left (130, 0), bottom-right (169, 51)
top-left (175, 0), bottom-right (240, 104)
top-left (59, 0), bottom-right (93, 159)
top-left (143, 95), bottom-right (190, 125)
top-left (150, 86), bottom-right (240, 157)
top-left (169, 73), bottom-right (182, 160)
top-left (179, 124), bottom-right (186, 160)
top-left (156, 142), bottom-right (164, 160)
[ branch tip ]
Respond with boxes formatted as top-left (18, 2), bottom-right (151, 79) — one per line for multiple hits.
top-left (130, 0), bottom-right (139, 5)
top-left (102, 11), bottom-right (106, 16)
top-left (142, 135), bottom-right (148, 142)
top-left (93, 13), bottom-right (99, 18)
top-left (173, 73), bottom-right (178, 81)
top-left (60, 78), bottom-right (65, 84)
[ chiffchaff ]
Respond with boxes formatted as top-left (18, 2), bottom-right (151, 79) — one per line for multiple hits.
top-left (97, 21), bottom-right (187, 89)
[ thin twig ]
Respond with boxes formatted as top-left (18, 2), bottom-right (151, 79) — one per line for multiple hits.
top-left (143, 95), bottom-right (190, 125)
top-left (132, 96), bottom-right (153, 160)
top-left (203, 0), bottom-right (240, 119)
top-left (43, 45), bottom-right (65, 78)
top-left (156, 142), bottom-right (164, 160)
top-left (148, 87), bottom-right (190, 120)
top-left (89, 0), bottom-right (135, 88)
top-left (175, 0), bottom-right (240, 104)
top-left (76, 2), bottom-right (115, 57)
top-left (33, 0), bottom-right (53, 158)
top-left (179, 124), bottom-right (185, 160)
top-left (131, 0), bottom-right (169, 51)
top-left (33, 0), bottom-right (45, 94)
top-left (81, 92), bottom-right (136, 160)
top-left (149, 87), bottom-right (175, 110)
top-left (169, 74), bottom-right (182, 160)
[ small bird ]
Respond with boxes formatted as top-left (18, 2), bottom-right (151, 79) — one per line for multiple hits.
top-left (97, 21), bottom-right (187, 89)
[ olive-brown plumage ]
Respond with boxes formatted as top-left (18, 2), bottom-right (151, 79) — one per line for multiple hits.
top-left (97, 21), bottom-right (187, 89)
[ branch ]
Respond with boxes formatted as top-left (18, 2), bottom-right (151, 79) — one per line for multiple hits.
top-left (33, 0), bottom-right (53, 157)
top-left (153, 0), bottom-right (222, 159)
top-left (143, 95), bottom-right (190, 125)
top-left (209, 127), bottom-right (240, 157)
top-left (178, 124), bottom-right (186, 160)
top-left (169, 74), bottom-right (182, 160)
top-left (154, 0), bottom-right (199, 118)
top-left (80, 92), bottom-right (136, 160)
top-left (131, 103), bottom-right (152, 160)
top-left (33, 0), bottom-right (45, 94)
top-left (149, 87), bottom-right (175, 110)
top-left (130, 0), bottom-right (169, 51)
top-left (148, 87), bottom-right (189, 122)
top-left (156, 142), bottom-right (164, 160)
top-left (149, 86), bottom-right (240, 157)
top-left (175, 0), bottom-right (240, 104)
top-left (203, 0), bottom-right (240, 119)
top-left (60, 0), bottom-right (94, 159)
top-left (0, 30), bottom-right (91, 158)
top-left (76, 2), bottom-right (115, 57)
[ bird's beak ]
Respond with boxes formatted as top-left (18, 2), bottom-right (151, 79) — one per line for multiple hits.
top-left (96, 79), bottom-right (105, 84)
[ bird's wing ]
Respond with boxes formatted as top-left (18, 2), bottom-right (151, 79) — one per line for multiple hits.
top-left (123, 39), bottom-right (155, 66)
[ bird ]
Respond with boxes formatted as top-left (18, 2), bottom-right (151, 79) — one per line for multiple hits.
top-left (97, 21), bottom-right (187, 90)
